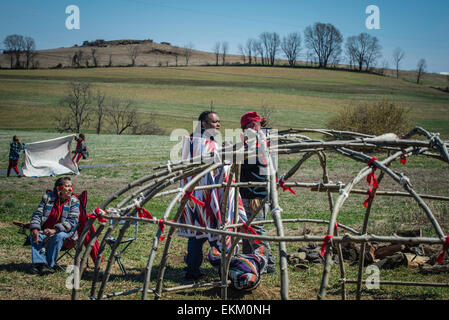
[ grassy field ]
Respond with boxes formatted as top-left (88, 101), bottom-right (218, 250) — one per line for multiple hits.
top-left (0, 66), bottom-right (448, 300)
top-left (0, 130), bottom-right (448, 300)
top-left (0, 66), bottom-right (448, 137)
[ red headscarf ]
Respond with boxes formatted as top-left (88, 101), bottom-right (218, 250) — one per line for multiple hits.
top-left (240, 111), bottom-right (266, 129)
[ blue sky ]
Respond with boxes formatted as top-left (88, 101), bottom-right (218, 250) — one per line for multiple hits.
top-left (1, 0), bottom-right (448, 73)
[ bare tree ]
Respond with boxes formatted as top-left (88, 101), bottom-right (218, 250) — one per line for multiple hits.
top-left (253, 40), bottom-right (264, 65)
top-left (221, 41), bottom-right (229, 65)
top-left (364, 37), bottom-right (382, 71)
top-left (281, 32), bottom-right (301, 67)
top-left (127, 45), bottom-right (140, 66)
top-left (24, 37), bottom-right (36, 69)
top-left (107, 99), bottom-right (138, 134)
top-left (329, 45), bottom-right (342, 68)
top-left (238, 44), bottom-right (246, 64)
top-left (392, 47), bottom-right (405, 79)
top-left (213, 42), bottom-right (221, 66)
top-left (93, 90), bottom-right (106, 134)
top-left (379, 59), bottom-right (389, 76)
top-left (56, 82), bottom-right (92, 133)
top-left (72, 49), bottom-right (84, 68)
top-left (304, 22), bottom-right (343, 68)
top-left (83, 55), bottom-right (90, 68)
top-left (246, 38), bottom-right (255, 65)
top-left (306, 50), bottom-right (314, 66)
top-left (183, 42), bottom-right (194, 66)
top-left (91, 48), bottom-right (99, 67)
top-left (259, 32), bottom-right (280, 66)
top-left (3, 34), bottom-right (25, 68)
top-left (345, 33), bottom-right (382, 71)
top-left (416, 58), bottom-right (427, 84)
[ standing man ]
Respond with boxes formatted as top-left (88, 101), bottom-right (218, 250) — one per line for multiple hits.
top-left (183, 110), bottom-right (221, 280)
top-left (239, 111), bottom-right (276, 274)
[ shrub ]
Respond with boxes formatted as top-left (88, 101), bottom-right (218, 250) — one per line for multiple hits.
top-left (327, 99), bottom-right (413, 136)
top-left (131, 114), bottom-right (167, 136)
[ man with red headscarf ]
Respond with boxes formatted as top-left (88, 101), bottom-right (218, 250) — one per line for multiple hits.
top-left (239, 111), bottom-right (276, 274)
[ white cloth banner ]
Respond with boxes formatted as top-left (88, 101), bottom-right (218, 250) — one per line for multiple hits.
top-left (22, 135), bottom-right (79, 177)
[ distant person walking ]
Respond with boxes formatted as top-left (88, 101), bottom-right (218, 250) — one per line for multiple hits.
top-left (72, 133), bottom-right (88, 170)
top-left (7, 135), bottom-right (24, 177)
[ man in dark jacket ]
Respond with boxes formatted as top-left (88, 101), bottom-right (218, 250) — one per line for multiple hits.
top-left (239, 111), bottom-right (276, 274)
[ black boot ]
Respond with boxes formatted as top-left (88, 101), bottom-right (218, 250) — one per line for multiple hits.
top-left (40, 264), bottom-right (55, 275)
top-left (30, 264), bottom-right (43, 275)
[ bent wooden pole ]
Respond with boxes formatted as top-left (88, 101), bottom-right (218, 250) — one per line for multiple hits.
top-left (154, 162), bottom-right (225, 300)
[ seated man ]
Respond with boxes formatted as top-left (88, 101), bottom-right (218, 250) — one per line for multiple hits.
top-left (29, 177), bottom-right (80, 275)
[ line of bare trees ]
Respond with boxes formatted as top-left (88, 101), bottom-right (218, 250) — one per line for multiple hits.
top-left (55, 82), bottom-right (165, 135)
top-left (234, 22), bottom-right (429, 82)
top-left (2, 32), bottom-right (429, 83)
top-left (2, 34), bottom-right (37, 69)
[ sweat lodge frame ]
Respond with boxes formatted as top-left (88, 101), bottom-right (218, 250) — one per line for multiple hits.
top-left (70, 126), bottom-right (449, 300)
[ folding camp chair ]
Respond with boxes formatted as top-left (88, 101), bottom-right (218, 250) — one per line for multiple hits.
top-left (105, 217), bottom-right (138, 276)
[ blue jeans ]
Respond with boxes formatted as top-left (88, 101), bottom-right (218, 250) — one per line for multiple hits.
top-left (30, 232), bottom-right (70, 267)
top-left (185, 237), bottom-right (208, 277)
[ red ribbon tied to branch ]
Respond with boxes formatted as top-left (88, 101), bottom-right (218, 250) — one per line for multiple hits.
top-left (436, 236), bottom-right (449, 265)
top-left (86, 206), bottom-right (108, 223)
top-left (135, 203), bottom-right (167, 241)
top-left (136, 206), bottom-right (153, 220)
top-left (366, 157), bottom-right (379, 189)
top-left (363, 187), bottom-right (377, 208)
top-left (363, 157), bottom-right (379, 208)
top-left (320, 222), bottom-right (339, 257)
top-left (158, 219), bottom-right (166, 242)
top-left (277, 177), bottom-right (296, 195)
top-left (400, 153), bottom-right (407, 165)
top-left (241, 222), bottom-right (261, 245)
top-left (320, 235), bottom-right (333, 258)
top-left (183, 191), bottom-right (205, 207)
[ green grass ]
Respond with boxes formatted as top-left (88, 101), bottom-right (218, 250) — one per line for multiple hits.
top-left (0, 66), bottom-right (448, 300)
top-left (0, 66), bottom-right (448, 137)
top-left (0, 130), bottom-right (448, 300)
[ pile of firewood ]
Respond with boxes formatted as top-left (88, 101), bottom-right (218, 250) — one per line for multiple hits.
top-left (288, 230), bottom-right (449, 274)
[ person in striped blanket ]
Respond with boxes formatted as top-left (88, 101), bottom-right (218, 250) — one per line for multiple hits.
top-left (179, 111), bottom-right (248, 280)
top-left (208, 244), bottom-right (268, 290)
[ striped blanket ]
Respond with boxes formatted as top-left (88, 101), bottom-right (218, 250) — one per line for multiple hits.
top-left (177, 136), bottom-right (247, 251)
top-left (208, 245), bottom-right (268, 290)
